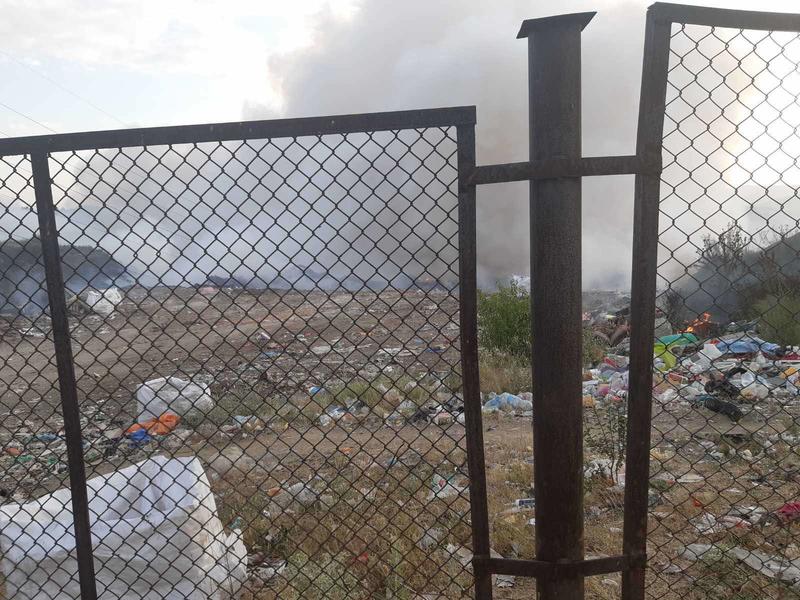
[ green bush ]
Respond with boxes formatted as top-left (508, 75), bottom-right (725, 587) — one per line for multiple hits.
top-left (477, 280), bottom-right (531, 359)
top-left (755, 293), bottom-right (800, 346)
top-left (477, 280), bottom-right (608, 367)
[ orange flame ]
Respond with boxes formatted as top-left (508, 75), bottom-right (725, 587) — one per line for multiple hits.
top-left (682, 312), bottom-right (711, 333)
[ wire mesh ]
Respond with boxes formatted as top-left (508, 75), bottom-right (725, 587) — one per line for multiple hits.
top-left (0, 121), bottom-right (476, 599)
top-left (648, 21), bottom-right (800, 599)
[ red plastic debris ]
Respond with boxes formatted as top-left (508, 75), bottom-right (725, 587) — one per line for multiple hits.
top-left (776, 501), bottom-right (800, 522)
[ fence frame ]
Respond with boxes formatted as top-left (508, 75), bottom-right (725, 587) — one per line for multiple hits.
top-left (0, 105), bottom-right (478, 600)
top-left (625, 3), bottom-right (800, 599)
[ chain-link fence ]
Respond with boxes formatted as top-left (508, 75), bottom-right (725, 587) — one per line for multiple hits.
top-left (0, 108), bottom-right (482, 599)
top-left (647, 17), bottom-right (800, 600)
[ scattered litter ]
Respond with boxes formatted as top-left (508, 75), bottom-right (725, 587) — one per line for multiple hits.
top-left (428, 474), bottom-right (467, 500)
top-left (18, 327), bottom-right (45, 338)
top-left (513, 497), bottom-right (536, 509)
top-left (483, 392), bottom-right (533, 413)
top-left (231, 415), bottom-right (264, 432)
top-left (776, 501), bottom-right (800, 523)
top-left (496, 574), bottom-right (515, 588)
top-left (693, 513), bottom-right (723, 534)
top-left (418, 528), bottom-right (445, 551)
top-left (126, 428), bottom-right (152, 447)
top-left (126, 413), bottom-right (181, 436)
top-left (682, 543), bottom-right (800, 588)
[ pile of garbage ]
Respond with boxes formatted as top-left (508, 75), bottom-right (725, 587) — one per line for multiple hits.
top-left (0, 375), bottom-right (214, 498)
top-left (582, 324), bottom-right (800, 420)
top-left (482, 392), bottom-right (533, 415)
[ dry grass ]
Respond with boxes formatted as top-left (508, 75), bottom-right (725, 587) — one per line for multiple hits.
top-left (478, 353), bottom-right (531, 395)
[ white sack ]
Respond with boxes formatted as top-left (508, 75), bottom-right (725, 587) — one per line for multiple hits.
top-left (0, 455), bottom-right (246, 599)
top-left (82, 287), bottom-right (122, 316)
top-left (136, 376), bottom-right (214, 421)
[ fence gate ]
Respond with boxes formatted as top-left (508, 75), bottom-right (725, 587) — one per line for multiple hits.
top-left (2, 3), bottom-right (800, 600)
top-left (0, 109), bottom-right (484, 600)
top-left (631, 4), bottom-right (800, 600)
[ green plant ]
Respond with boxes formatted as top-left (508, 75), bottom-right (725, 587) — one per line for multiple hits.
top-left (754, 293), bottom-right (800, 346)
top-left (478, 279), bottom-right (607, 369)
top-left (586, 403), bottom-right (627, 484)
top-left (477, 280), bottom-right (531, 359)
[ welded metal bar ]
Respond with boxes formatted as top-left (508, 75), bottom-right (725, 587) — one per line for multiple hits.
top-left (622, 8), bottom-right (672, 600)
top-left (473, 554), bottom-right (646, 579)
top-left (468, 155), bottom-right (660, 185)
top-left (0, 106), bottom-right (476, 157)
top-left (650, 2), bottom-right (800, 32)
top-left (522, 12), bottom-right (594, 600)
top-left (31, 151), bottom-right (98, 600)
top-left (457, 123), bottom-right (492, 600)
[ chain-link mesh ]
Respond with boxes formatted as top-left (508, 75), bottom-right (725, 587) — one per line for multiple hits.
top-left (0, 122), bottom-right (476, 598)
top-left (648, 22), bottom-right (800, 599)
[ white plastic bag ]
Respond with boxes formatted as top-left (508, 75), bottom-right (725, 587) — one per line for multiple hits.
top-left (82, 287), bottom-right (122, 316)
top-left (0, 455), bottom-right (246, 599)
top-left (137, 376), bottom-right (214, 421)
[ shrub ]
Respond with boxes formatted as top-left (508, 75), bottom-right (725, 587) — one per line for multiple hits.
top-left (477, 280), bottom-right (607, 367)
top-left (477, 280), bottom-right (531, 359)
top-left (754, 293), bottom-right (800, 346)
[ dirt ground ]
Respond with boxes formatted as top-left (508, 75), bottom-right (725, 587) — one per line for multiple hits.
top-left (1, 287), bottom-right (799, 599)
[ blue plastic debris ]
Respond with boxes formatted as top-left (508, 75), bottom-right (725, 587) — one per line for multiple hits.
top-left (126, 429), bottom-right (152, 447)
top-left (482, 392), bottom-right (533, 413)
top-left (715, 336), bottom-right (781, 356)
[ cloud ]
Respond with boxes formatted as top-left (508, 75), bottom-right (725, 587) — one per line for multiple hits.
top-left (248, 0), bottom-right (800, 290)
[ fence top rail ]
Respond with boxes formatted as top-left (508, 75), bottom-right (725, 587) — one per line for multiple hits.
top-left (650, 2), bottom-right (800, 32)
top-left (0, 105), bottom-right (476, 157)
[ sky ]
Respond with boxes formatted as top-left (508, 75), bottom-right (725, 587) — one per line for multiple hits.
top-left (1, 0), bottom-right (800, 290)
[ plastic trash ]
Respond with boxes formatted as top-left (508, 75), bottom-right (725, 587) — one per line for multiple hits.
top-left (126, 413), bottom-right (181, 436)
top-left (136, 377), bottom-right (214, 422)
top-left (126, 428), bottom-right (152, 447)
top-left (0, 455), bottom-right (247, 600)
top-left (82, 287), bottom-right (122, 317)
top-left (428, 474), bottom-right (467, 500)
top-left (658, 389), bottom-right (678, 403)
top-left (482, 392), bottom-right (532, 413)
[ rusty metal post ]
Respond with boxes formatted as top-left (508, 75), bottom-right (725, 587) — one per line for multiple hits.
top-left (31, 150), bottom-right (98, 600)
top-left (518, 12), bottom-right (594, 600)
top-left (622, 8), bottom-right (672, 600)
top-left (457, 121), bottom-right (493, 600)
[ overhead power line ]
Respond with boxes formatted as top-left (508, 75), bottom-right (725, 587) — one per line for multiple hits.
top-left (0, 100), bottom-right (57, 133)
top-left (0, 50), bottom-right (129, 127)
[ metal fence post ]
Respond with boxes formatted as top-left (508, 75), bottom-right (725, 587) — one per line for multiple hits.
top-left (457, 122), bottom-right (492, 600)
top-left (622, 9), bottom-right (671, 600)
top-left (31, 150), bottom-right (98, 600)
top-left (518, 12), bottom-right (594, 600)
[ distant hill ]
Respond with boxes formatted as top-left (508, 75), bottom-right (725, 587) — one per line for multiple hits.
top-left (0, 238), bottom-right (133, 316)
